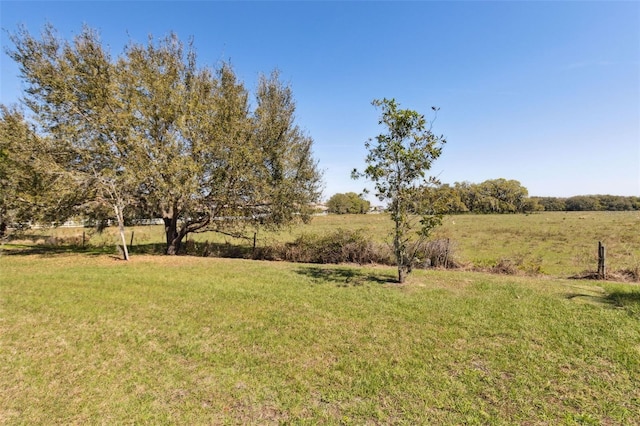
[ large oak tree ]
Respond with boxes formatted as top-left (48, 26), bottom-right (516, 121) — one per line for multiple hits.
top-left (7, 24), bottom-right (321, 254)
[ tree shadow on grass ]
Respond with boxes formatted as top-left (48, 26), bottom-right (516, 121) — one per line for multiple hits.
top-left (295, 265), bottom-right (395, 286)
top-left (0, 244), bottom-right (113, 257)
top-left (132, 241), bottom-right (255, 258)
top-left (564, 287), bottom-right (640, 316)
top-left (3, 233), bottom-right (53, 243)
top-left (606, 290), bottom-right (640, 309)
top-left (1, 241), bottom-right (251, 258)
top-left (565, 293), bottom-right (617, 308)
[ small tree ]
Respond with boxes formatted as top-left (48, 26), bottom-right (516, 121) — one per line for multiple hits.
top-left (353, 98), bottom-right (446, 283)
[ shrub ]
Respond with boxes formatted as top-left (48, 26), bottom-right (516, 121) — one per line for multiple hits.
top-left (281, 229), bottom-right (392, 265)
top-left (184, 240), bottom-right (251, 258)
top-left (415, 238), bottom-right (459, 269)
top-left (475, 255), bottom-right (543, 276)
top-left (490, 258), bottom-right (520, 275)
top-left (182, 229), bottom-right (462, 270)
top-left (44, 235), bottom-right (87, 247)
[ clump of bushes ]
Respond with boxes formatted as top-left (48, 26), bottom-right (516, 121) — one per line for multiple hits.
top-left (278, 229), bottom-right (393, 265)
top-left (474, 255), bottom-right (544, 276)
top-left (181, 228), bottom-right (462, 270)
top-left (417, 239), bottom-right (460, 269)
top-left (44, 235), bottom-right (87, 247)
top-left (488, 258), bottom-right (521, 275)
top-left (258, 230), bottom-right (460, 270)
top-left (571, 268), bottom-right (640, 283)
top-left (275, 231), bottom-right (462, 269)
top-left (184, 240), bottom-right (251, 258)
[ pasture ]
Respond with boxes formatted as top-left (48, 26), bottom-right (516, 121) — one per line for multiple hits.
top-left (11, 211), bottom-right (640, 278)
top-left (1, 212), bottom-right (639, 424)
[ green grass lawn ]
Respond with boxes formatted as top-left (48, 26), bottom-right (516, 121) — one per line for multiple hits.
top-left (1, 254), bottom-right (639, 424)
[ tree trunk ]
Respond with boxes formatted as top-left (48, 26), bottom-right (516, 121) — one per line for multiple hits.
top-left (398, 267), bottom-right (406, 284)
top-left (164, 216), bottom-right (183, 255)
top-left (164, 212), bottom-right (211, 255)
top-left (393, 210), bottom-right (405, 283)
top-left (114, 204), bottom-right (129, 261)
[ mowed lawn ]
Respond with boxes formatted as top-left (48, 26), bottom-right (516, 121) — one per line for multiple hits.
top-left (1, 253), bottom-right (639, 424)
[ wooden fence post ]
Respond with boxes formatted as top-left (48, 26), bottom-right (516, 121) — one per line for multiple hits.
top-left (444, 238), bottom-right (450, 269)
top-left (253, 232), bottom-right (257, 253)
top-left (597, 241), bottom-right (606, 280)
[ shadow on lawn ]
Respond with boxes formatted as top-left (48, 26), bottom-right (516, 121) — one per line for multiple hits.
top-left (4, 233), bottom-right (53, 243)
top-left (565, 292), bottom-right (617, 308)
top-left (0, 244), bottom-right (113, 257)
top-left (564, 285), bottom-right (640, 317)
top-left (606, 290), bottom-right (640, 309)
top-left (133, 241), bottom-right (255, 258)
top-left (295, 265), bottom-right (395, 286)
top-left (1, 241), bottom-right (249, 258)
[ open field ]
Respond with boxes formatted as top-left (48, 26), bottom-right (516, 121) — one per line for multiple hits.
top-left (1, 254), bottom-right (639, 424)
top-left (8, 211), bottom-right (640, 278)
top-left (432, 211), bottom-right (640, 277)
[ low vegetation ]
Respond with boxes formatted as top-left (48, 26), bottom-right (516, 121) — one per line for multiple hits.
top-left (7, 211), bottom-right (639, 280)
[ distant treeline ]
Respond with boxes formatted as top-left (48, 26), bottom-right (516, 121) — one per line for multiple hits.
top-left (531, 195), bottom-right (640, 212)
top-left (419, 179), bottom-right (640, 214)
top-left (420, 179), bottom-right (538, 214)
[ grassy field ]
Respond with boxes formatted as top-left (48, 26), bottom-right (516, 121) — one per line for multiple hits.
top-left (2, 212), bottom-right (639, 423)
top-left (10, 211), bottom-right (640, 278)
top-left (1, 253), bottom-right (639, 424)
top-left (432, 211), bottom-right (640, 277)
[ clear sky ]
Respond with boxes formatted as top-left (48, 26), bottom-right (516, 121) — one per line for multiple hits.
top-left (1, 1), bottom-right (639, 200)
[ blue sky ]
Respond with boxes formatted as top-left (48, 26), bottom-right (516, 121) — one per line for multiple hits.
top-left (1, 1), bottom-right (639, 200)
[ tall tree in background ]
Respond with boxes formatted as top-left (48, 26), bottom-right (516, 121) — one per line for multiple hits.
top-left (353, 98), bottom-right (446, 283)
top-left (8, 24), bottom-right (137, 258)
top-left (476, 178), bottom-right (529, 213)
top-left (252, 71), bottom-right (321, 227)
top-left (6, 24), bottom-right (321, 255)
top-left (253, 71), bottom-right (322, 226)
top-left (326, 192), bottom-right (370, 214)
top-left (415, 184), bottom-right (468, 215)
top-left (1, 105), bottom-right (74, 236)
top-left (453, 179), bottom-right (539, 214)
